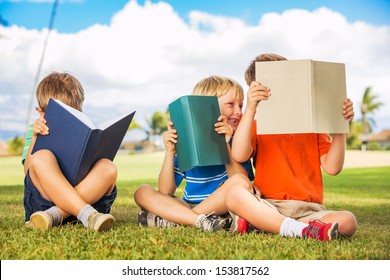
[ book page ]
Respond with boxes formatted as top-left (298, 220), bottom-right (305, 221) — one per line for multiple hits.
top-left (97, 113), bottom-right (133, 130)
top-left (255, 60), bottom-right (311, 134)
top-left (312, 61), bottom-right (349, 133)
top-left (54, 99), bottom-right (96, 129)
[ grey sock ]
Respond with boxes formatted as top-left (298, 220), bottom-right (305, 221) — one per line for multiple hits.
top-left (77, 204), bottom-right (97, 227)
top-left (45, 206), bottom-right (62, 226)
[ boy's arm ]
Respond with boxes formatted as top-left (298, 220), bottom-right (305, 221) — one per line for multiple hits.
top-left (320, 134), bottom-right (346, 175)
top-left (320, 99), bottom-right (354, 175)
top-left (225, 144), bottom-right (248, 177)
top-left (215, 115), bottom-right (247, 177)
top-left (157, 122), bottom-right (177, 196)
top-left (232, 81), bottom-right (271, 162)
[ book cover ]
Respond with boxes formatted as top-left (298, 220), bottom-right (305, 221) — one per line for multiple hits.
top-left (168, 95), bottom-right (229, 171)
top-left (255, 59), bottom-right (350, 134)
top-left (32, 98), bottom-right (135, 186)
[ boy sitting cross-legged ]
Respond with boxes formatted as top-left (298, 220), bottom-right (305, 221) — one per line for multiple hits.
top-left (22, 71), bottom-right (117, 232)
top-left (224, 53), bottom-right (357, 241)
top-left (134, 75), bottom-right (254, 231)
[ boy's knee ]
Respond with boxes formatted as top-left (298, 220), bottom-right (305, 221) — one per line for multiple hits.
top-left (225, 185), bottom-right (247, 209)
top-left (30, 149), bottom-right (56, 169)
top-left (134, 184), bottom-right (154, 205)
top-left (95, 159), bottom-right (117, 180)
top-left (341, 211), bottom-right (358, 237)
top-left (229, 173), bottom-right (253, 191)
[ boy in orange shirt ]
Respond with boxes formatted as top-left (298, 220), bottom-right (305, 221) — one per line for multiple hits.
top-left (225, 53), bottom-right (357, 240)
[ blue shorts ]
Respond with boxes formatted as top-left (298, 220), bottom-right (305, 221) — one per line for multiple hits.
top-left (23, 171), bottom-right (117, 223)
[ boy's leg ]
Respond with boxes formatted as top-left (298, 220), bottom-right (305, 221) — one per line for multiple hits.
top-left (192, 174), bottom-right (252, 215)
top-left (73, 158), bottom-right (117, 207)
top-left (24, 171), bottom-right (60, 230)
top-left (315, 211), bottom-right (357, 237)
top-left (29, 150), bottom-right (89, 218)
top-left (226, 185), bottom-right (339, 240)
top-left (134, 184), bottom-right (198, 226)
top-left (135, 184), bottom-right (229, 231)
top-left (225, 184), bottom-right (284, 233)
top-left (56, 158), bottom-right (117, 220)
top-left (28, 151), bottom-right (116, 231)
top-left (268, 199), bottom-right (357, 237)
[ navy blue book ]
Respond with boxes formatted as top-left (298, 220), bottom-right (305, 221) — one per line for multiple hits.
top-left (32, 98), bottom-right (135, 186)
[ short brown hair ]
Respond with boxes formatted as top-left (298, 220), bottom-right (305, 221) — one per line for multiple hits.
top-left (36, 71), bottom-right (85, 112)
top-left (244, 53), bottom-right (287, 86)
top-left (192, 75), bottom-right (244, 101)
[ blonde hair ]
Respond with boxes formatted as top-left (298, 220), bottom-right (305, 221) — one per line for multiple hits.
top-left (244, 53), bottom-right (287, 86)
top-left (36, 71), bottom-right (85, 112)
top-left (192, 75), bottom-right (244, 101)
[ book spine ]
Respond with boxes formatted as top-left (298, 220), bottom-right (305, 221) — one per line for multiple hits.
top-left (181, 97), bottom-right (199, 168)
top-left (188, 99), bottom-right (201, 166)
top-left (171, 97), bottom-right (198, 171)
top-left (72, 129), bottom-right (101, 186)
top-left (308, 59), bottom-right (315, 131)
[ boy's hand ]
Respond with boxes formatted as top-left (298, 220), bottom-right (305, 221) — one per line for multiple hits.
top-left (33, 116), bottom-right (49, 136)
top-left (162, 121), bottom-right (177, 153)
top-left (246, 81), bottom-right (271, 112)
top-left (215, 115), bottom-right (233, 143)
top-left (342, 98), bottom-right (354, 122)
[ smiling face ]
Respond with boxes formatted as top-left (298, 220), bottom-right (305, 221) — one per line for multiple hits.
top-left (218, 88), bottom-right (243, 132)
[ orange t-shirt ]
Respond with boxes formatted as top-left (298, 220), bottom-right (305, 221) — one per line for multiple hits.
top-left (251, 121), bottom-right (331, 204)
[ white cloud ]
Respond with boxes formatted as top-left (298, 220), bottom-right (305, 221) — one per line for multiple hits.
top-left (1, 2), bottom-right (389, 139)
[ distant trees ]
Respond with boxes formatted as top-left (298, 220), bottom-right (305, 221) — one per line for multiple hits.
top-left (7, 136), bottom-right (24, 155)
top-left (144, 111), bottom-right (169, 142)
top-left (128, 110), bottom-right (169, 146)
top-left (359, 86), bottom-right (383, 135)
top-left (347, 86), bottom-right (384, 150)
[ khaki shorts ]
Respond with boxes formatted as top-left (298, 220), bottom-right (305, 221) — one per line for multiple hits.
top-left (252, 187), bottom-right (334, 223)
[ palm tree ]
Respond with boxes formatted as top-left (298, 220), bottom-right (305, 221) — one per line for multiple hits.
top-left (360, 86), bottom-right (383, 135)
top-left (127, 111), bottom-right (169, 141)
top-left (146, 111), bottom-right (169, 139)
top-left (359, 87), bottom-right (383, 150)
top-left (127, 118), bottom-right (142, 131)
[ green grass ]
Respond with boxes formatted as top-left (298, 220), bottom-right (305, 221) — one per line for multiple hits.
top-left (0, 154), bottom-right (389, 260)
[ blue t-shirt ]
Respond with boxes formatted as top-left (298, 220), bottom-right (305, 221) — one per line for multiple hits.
top-left (174, 156), bottom-right (254, 204)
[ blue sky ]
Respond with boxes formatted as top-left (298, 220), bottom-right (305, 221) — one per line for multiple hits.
top-left (1, 0), bottom-right (390, 33)
top-left (1, 0), bottom-right (390, 140)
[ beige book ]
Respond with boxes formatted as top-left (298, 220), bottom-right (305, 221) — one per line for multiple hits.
top-left (255, 59), bottom-right (350, 134)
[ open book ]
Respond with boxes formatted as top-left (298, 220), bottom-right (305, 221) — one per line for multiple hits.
top-left (255, 59), bottom-right (349, 134)
top-left (32, 98), bottom-right (136, 185)
top-left (169, 95), bottom-right (229, 171)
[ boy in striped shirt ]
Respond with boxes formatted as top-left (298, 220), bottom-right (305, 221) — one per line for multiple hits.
top-left (134, 75), bottom-right (254, 231)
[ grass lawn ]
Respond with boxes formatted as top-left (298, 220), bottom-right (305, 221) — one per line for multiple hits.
top-left (0, 153), bottom-right (389, 260)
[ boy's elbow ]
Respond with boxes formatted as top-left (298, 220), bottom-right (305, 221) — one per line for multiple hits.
top-left (232, 149), bottom-right (248, 163)
top-left (323, 166), bottom-right (343, 176)
top-left (321, 155), bottom-right (344, 176)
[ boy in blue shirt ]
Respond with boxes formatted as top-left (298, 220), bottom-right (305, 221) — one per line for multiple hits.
top-left (134, 75), bottom-right (254, 231)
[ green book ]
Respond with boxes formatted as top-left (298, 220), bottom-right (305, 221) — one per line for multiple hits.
top-left (169, 95), bottom-right (230, 171)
